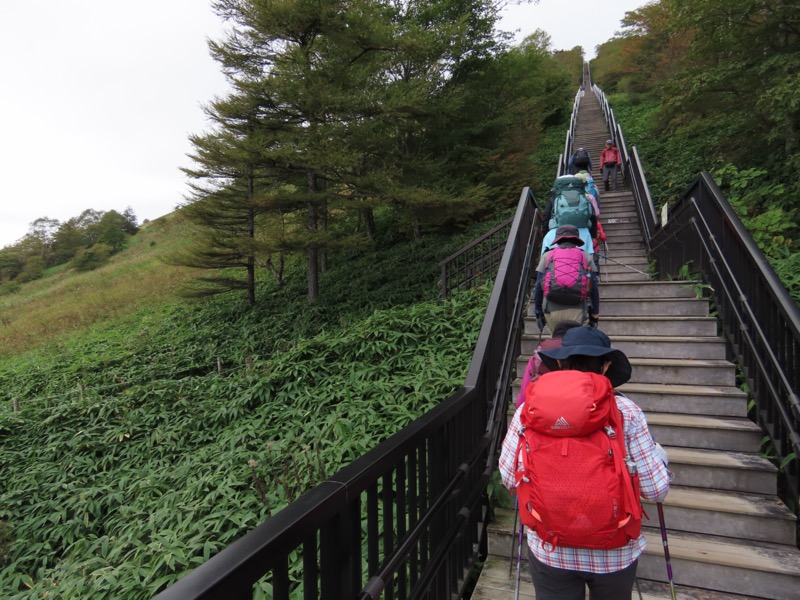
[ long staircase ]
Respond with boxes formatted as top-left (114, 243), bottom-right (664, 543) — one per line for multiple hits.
top-left (473, 94), bottom-right (800, 599)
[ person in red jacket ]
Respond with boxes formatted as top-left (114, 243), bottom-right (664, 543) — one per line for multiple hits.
top-left (599, 139), bottom-right (621, 192)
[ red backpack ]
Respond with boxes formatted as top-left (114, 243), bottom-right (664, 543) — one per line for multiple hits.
top-left (542, 246), bottom-right (590, 306)
top-left (514, 370), bottom-right (643, 550)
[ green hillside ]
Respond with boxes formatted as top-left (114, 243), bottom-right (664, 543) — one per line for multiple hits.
top-left (0, 203), bottom-right (512, 598)
top-left (0, 212), bottom-right (197, 358)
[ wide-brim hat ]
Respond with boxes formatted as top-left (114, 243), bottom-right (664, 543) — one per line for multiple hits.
top-left (539, 327), bottom-right (632, 387)
top-left (552, 224), bottom-right (585, 246)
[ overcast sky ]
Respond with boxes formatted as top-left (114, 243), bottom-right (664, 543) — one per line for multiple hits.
top-left (0, 0), bottom-right (642, 249)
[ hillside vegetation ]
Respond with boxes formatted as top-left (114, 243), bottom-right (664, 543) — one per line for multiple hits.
top-left (590, 0), bottom-right (800, 302)
top-left (0, 213), bottom-right (196, 358)
top-left (0, 206), bottom-right (507, 598)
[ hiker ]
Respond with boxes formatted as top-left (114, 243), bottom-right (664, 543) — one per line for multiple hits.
top-left (579, 84), bottom-right (585, 98)
top-left (575, 169), bottom-right (600, 207)
top-left (541, 175), bottom-right (597, 255)
top-left (600, 139), bottom-right (621, 191)
top-left (499, 327), bottom-right (672, 600)
top-left (515, 320), bottom-right (582, 409)
top-left (533, 225), bottom-right (600, 332)
top-left (568, 147), bottom-right (592, 174)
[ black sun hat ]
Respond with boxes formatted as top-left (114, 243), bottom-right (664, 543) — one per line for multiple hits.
top-left (539, 327), bottom-right (632, 387)
top-left (552, 224), bottom-right (585, 246)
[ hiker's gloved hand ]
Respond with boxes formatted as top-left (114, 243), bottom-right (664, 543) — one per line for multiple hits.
top-left (588, 314), bottom-right (599, 328)
top-left (535, 311), bottom-right (546, 332)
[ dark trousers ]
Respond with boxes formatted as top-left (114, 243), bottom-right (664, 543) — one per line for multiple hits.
top-left (602, 164), bottom-right (618, 190)
top-left (527, 547), bottom-right (638, 600)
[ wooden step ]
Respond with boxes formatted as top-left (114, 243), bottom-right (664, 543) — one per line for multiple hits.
top-left (618, 383), bottom-right (748, 417)
top-left (627, 358), bottom-right (735, 386)
top-left (598, 255), bottom-right (650, 268)
top-left (514, 356), bottom-right (737, 386)
top-left (639, 528), bottom-right (800, 600)
top-left (602, 298), bottom-right (709, 317)
top-left (485, 509), bottom-right (786, 599)
top-left (523, 316), bottom-right (718, 337)
top-left (511, 381), bottom-right (747, 419)
top-left (605, 233), bottom-right (646, 244)
top-left (664, 446), bottom-right (777, 494)
top-left (609, 335), bottom-right (726, 360)
top-left (520, 334), bottom-right (726, 360)
top-left (646, 413), bottom-right (762, 452)
top-left (599, 270), bottom-right (652, 282)
top-left (642, 485), bottom-right (796, 545)
top-left (470, 555), bottom-right (759, 599)
top-left (601, 281), bottom-right (699, 299)
top-left (603, 247), bottom-right (649, 259)
top-left (608, 240), bottom-right (646, 250)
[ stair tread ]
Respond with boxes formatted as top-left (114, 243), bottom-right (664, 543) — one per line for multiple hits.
top-left (628, 357), bottom-right (732, 367)
top-left (664, 446), bottom-right (777, 472)
top-left (644, 485), bottom-right (796, 521)
top-left (619, 382), bottom-right (746, 397)
top-left (522, 334), bottom-right (724, 344)
top-left (600, 316), bottom-right (715, 322)
top-left (492, 510), bottom-right (800, 576)
top-left (646, 413), bottom-right (761, 432)
top-left (603, 298), bottom-right (705, 303)
top-left (641, 528), bottom-right (800, 575)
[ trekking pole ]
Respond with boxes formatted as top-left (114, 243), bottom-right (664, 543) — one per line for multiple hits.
top-left (634, 578), bottom-right (645, 600)
top-left (595, 253), bottom-right (649, 276)
top-left (657, 502), bottom-right (678, 600)
top-left (514, 515), bottom-right (525, 600)
top-left (509, 318), bottom-right (544, 573)
top-left (508, 495), bottom-right (519, 574)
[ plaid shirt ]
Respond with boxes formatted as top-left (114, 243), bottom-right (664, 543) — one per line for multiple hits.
top-left (498, 392), bottom-right (670, 573)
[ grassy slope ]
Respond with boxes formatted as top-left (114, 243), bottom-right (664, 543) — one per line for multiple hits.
top-left (0, 207), bottom-right (506, 598)
top-left (0, 212), bottom-right (197, 358)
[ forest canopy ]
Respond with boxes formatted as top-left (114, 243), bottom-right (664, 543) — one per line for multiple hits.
top-left (591, 0), bottom-right (800, 300)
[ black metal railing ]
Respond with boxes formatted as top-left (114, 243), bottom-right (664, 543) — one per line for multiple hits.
top-left (592, 85), bottom-right (658, 249)
top-left (592, 89), bottom-right (800, 503)
top-left (439, 217), bottom-right (513, 299)
top-left (558, 88), bottom-right (583, 176)
top-left (647, 173), bottom-right (800, 501)
top-left (153, 189), bottom-right (543, 599)
top-left (592, 84), bottom-right (629, 189)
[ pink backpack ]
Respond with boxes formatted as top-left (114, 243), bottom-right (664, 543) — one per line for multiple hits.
top-left (543, 247), bottom-right (589, 306)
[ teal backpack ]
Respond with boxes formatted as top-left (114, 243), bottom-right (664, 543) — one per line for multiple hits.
top-left (549, 176), bottom-right (593, 230)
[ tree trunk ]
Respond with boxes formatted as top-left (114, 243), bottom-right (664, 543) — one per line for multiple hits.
top-left (246, 174), bottom-right (256, 306)
top-left (412, 212), bottom-right (422, 241)
top-left (307, 171), bottom-right (319, 302)
top-left (364, 207), bottom-right (376, 239)
top-left (320, 197), bottom-right (328, 272)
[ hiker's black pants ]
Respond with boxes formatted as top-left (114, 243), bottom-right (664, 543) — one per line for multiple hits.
top-left (603, 164), bottom-right (618, 190)
top-left (527, 547), bottom-right (638, 600)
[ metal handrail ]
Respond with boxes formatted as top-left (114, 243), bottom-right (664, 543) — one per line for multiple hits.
top-left (560, 88), bottom-right (583, 175)
top-left (592, 85), bottom-right (658, 246)
top-left (592, 88), bottom-right (800, 503)
top-left (647, 174), bottom-right (800, 501)
top-left (439, 216), bottom-right (513, 299)
top-left (154, 190), bottom-right (543, 599)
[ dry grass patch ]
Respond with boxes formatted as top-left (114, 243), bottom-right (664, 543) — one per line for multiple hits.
top-left (0, 212), bottom-right (202, 357)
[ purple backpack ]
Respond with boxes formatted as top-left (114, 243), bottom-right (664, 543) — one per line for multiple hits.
top-left (543, 246), bottom-right (589, 305)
